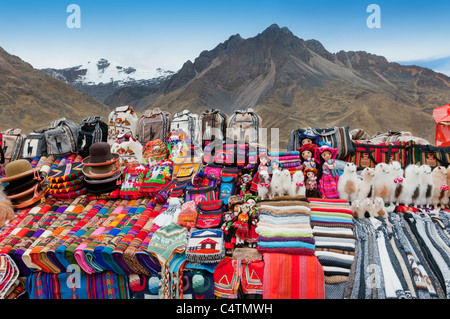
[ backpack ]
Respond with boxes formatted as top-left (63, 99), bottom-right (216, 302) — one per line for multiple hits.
top-left (1, 129), bottom-right (26, 165)
top-left (227, 108), bottom-right (262, 144)
top-left (171, 110), bottom-right (200, 146)
top-left (137, 107), bottom-right (172, 146)
top-left (22, 130), bottom-right (48, 159)
top-left (199, 109), bottom-right (227, 149)
top-left (218, 167), bottom-right (240, 205)
top-left (107, 105), bottom-right (139, 145)
top-left (111, 137), bottom-right (144, 168)
top-left (77, 116), bottom-right (108, 157)
top-left (45, 118), bottom-right (79, 156)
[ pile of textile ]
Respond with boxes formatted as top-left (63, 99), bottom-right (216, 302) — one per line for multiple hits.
top-left (255, 199), bottom-right (315, 255)
top-left (344, 207), bottom-right (450, 299)
top-left (254, 199), bottom-right (324, 299)
top-left (308, 198), bottom-right (356, 299)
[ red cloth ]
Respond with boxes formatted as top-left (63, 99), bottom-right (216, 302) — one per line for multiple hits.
top-left (262, 253), bottom-right (324, 299)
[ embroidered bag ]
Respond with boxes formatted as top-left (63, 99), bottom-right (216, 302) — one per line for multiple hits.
top-left (195, 200), bottom-right (225, 229)
top-left (219, 167), bottom-right (240, 205)
top-left (107, 105), bottom-right (139, 144)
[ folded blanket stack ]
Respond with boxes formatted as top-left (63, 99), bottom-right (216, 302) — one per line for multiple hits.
top-left (255, 200), bottom-right (315, 255)
top-left (268, 151), bottom-right (302, 174)
top-left (308, 198), bottom-right (356, 298)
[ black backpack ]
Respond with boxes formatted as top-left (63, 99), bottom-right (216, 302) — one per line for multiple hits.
top-left (77, 116), bottom-right (108, 157)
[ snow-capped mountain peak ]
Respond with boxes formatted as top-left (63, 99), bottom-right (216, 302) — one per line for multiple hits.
top-left (41, 58), bottom-right (175, 102)
top-left (73, 58), bottom-right (174, 85)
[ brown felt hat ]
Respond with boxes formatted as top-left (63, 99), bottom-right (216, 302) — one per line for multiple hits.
top-left (82, 162), bottom-right (121, 179)
top-left (0, 159), bottom-right (36, 184)
top-left (82, 142), bottom-right (119, 166)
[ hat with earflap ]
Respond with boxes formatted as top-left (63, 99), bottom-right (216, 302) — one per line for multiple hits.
top-left (315, 145), bottom-right (338, 164)
top-left (298, 130), bottom-right (319, 146)
top-left (297, 143), bottom-right (317, 159)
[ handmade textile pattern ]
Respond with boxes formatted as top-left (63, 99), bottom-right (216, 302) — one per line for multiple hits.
top-left (262, 253), bottom-right (324, 299)
top-left (255, 200), bottom-right (315, 255)
top-left (308, 198), bottom-right (355, 298)
top-left (186, 229), bottom-right (225, 264)
top-left (25, 270), bottom-right (129, 299)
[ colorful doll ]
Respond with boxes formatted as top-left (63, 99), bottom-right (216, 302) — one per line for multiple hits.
top-left (315, 146), bottom-right (340, 199)
top-left (269, 158), bottom-right (283, 175)
top-left (304, 168), bottom-right (322, 198)
top-left (298, 130), bottom-right (319, 146)
top-left (239, 173), bottom-right (253, 196)
top-left (222, 211), bottom-right (237, 254)
top-left (233, 203), bottom-right (251, 247)
top-left (250, 153), bottom-right (271, 193)
top-left (244, 194), bottom-right (259, 248)
top-left (297, 143), bottom-right (317, 171)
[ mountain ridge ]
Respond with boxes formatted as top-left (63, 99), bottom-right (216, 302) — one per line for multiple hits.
top-left (0, 46), bottom-right (111, 133)
top-left (41, 58), bottom-right (175, 102)
top-left (103, 24), bottom-right (450, 147)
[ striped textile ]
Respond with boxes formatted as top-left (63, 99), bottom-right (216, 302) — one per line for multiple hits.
top-left (262, 253), bottom-right (324, 299)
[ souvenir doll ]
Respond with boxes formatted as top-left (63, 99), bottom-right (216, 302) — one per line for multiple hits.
top-left (250, 153), bottom-right (271, 193)
top-left (298, 130), bottom-right (319, 146)
top-left (297, 143), bottom-right (317, 171)
top-left (239, 173), bottom-right (253, 196)
top-left (269, 158), bottom-right (283, 175)
top-left (233, 203), bottom-right (251, 247)
top-left (315, 146), bottom-right (340, 199)
top-left (245, 194), bottom-right (259, 248)
top-left (304, 168), bottom-right (322, 198)
top-left (222, 210), bottom-right (237, 254)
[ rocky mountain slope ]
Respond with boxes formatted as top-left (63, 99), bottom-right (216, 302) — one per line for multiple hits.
top-left (104, 24), bottom-right (450, 147)
top-left (0, 46), bottom-right (111, 133)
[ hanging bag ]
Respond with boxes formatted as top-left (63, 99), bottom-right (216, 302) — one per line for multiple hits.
top-left (227, 108), bottom-right (262, 144)
top-left (171, 110), bottom-right (200, 146)
top-left (345, 141), bottom-right (408, 169)
top-left (195, 199), bottom-right (225, 229)
top-left (218, 167), bottom-right (240, 205)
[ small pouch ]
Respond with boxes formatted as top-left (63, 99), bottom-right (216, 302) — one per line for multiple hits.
top-left (185, 186), bottom-right (217, 204)
top-left (195, 200), bottom-right (224, 229)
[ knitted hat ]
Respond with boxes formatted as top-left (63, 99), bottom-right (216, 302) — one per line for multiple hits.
top-left (315, 145), bottom-right (338, 164)
top-left (46, 162), bottom-right (87, 199)
top-left (186, 229), bottom-right (225, 264)
top-left (46, 162), bottom-right (84, 184)
top-left (298, 130), bottom-right (319, 145)
top-left (147, 223), bottom-right (188, 265)
top-left (297, 143), bottom-right (317, 158)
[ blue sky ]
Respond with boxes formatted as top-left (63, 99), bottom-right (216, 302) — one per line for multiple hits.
top-left (0, 0), bottom-right (449, 75)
